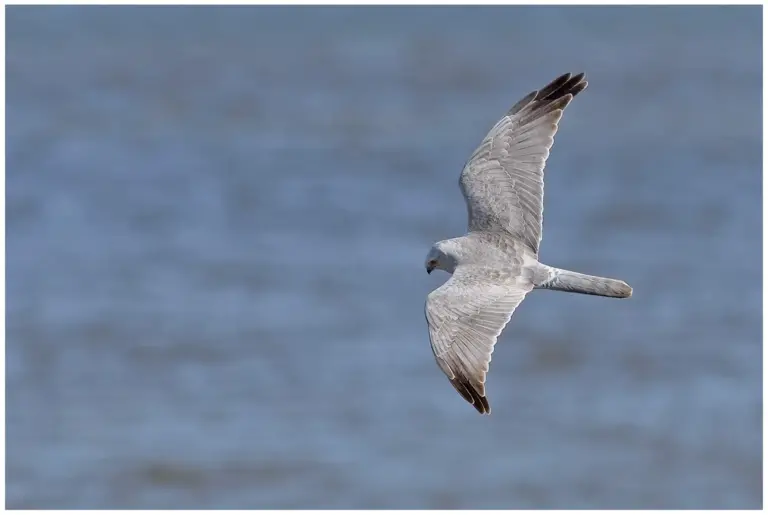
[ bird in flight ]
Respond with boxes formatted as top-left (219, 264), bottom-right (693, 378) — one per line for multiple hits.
top-left (424, 72), bottom-right (632, 414)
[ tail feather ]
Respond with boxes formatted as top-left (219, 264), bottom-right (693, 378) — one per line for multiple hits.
top-left (540, 268), bottom-right (632, 298)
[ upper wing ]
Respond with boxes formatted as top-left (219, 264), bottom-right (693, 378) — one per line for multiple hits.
top-left (459, 72), bottom-right (587, 254)
top-left (425, 266), bottom-right (532, 414)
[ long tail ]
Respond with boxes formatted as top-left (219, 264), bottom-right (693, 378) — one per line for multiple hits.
top-left (540, 267), bottom-right (632, 298)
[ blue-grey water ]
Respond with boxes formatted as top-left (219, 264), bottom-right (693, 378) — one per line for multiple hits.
top-left (6, 5), bottom-right (762, 509)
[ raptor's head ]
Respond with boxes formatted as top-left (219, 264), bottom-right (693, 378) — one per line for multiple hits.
top-left (425, 242), bottom-right (458, 275)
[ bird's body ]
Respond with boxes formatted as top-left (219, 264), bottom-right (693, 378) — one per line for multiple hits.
top-left (424, 72), bottom-right (632, 414)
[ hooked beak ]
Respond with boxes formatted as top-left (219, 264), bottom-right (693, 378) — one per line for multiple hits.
top-left (426, 264), bottom-right (435, 274)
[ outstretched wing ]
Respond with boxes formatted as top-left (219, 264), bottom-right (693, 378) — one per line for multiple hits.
top-left (425, 266), bottom-right (532, 414)
top-left (459, 72), bottom-right (587, 254)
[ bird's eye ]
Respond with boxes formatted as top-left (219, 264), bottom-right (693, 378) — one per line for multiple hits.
top-left (429, 259), bottom-right (438, 267)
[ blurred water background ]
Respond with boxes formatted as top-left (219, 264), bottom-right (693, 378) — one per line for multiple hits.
top-left (6, 5), bottom-right (762, 509)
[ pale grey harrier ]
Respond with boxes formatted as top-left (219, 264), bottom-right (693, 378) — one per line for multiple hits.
top-left (424, 72), bottom-right (632, 414)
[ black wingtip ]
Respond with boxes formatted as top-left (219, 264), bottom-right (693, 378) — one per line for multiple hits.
top-left (538, 71), bottom-right (588, 101)
top-left (451, 377), bottom-right (491, 415)
top-left (571, 79), bottom-right (588, 98)
top-left (537, 72), bottom-right (573, 100)
top-left (507, 72), bottom-right (588, 121)
top-left (514, 72), bottom-right (588, 126)
top-left (566, 72), bottom-right (588, 98)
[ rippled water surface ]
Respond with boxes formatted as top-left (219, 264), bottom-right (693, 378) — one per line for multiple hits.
top-left (6, 5), bottom-right (762, 509)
